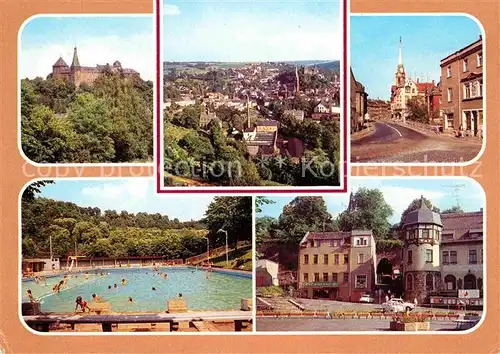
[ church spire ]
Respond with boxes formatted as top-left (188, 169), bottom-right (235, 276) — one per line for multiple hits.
top-left (71, 46), bottom-right (80, 67)
top-left (398, 37), bottom-right (403, 65)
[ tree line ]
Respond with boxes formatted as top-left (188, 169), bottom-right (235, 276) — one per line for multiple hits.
top-left (21, 73), bottom-right (153, 163)
top-left (22, 183), bottom-right (252, 260)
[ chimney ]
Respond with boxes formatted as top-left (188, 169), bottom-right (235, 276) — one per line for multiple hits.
top-left (417, 78), bottom-right (419, 83)
top-left (480, 207), bottom-right (483, 212)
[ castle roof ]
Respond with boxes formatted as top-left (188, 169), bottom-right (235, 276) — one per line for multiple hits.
top-left (403, 196), bottom-right (443, 227)
top-left (53, 57), bottom-right (68, 67)
top-left (71, 47), bottom-right (81, 67)
top-left (441, 211), bottom-right (483, 243)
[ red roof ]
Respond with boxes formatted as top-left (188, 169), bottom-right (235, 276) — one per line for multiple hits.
top-left (416, 82), bottom-right (436, 92)
top-left (441, 211), bottom-right (483, 242)
top-left (303, 231), bottom-right (352, 240)
top-left (53, 57), bottom-right (68, 67)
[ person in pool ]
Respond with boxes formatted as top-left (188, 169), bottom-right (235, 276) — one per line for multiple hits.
top-left (75, 296), bottom-right (91, 313)
top-left (114, 284), bottom-right (118, 288)
top-left (121, 279), bottom-right (127, 285)
top-left (108, 285), bottom-right (112, 290)
top-left (85, 272), bottom-right (89, 280)
top-left (178, 293), bottom-right (183, 299)
top-left (128, 297), bottom-right (133, 303)
top-left (91, 293), bottom-right (102, 302)
top-left (27, 289), bottom-right (37, 303)
top-left (152, 287), bottom-right (156, 291)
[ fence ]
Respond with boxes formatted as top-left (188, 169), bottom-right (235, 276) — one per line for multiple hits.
top-left (185, 241), bottom-right (250, 265)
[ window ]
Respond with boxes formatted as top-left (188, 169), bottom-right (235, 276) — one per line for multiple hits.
top-left (303, 273), bottom-right (309, 282)
top-left (477, 52), bottom-right (483, 67)
top-left (330, 239), bottom-right (338, 247)
top-left (469, 249), bottom-right (477, 264)
top-left (444, 274), bottom-right (456, 290)
top-left (355, 275), bottom-right (367, 289)
top-left (446, 114), bottom-right (454, 129)
top-left (332, 273), bottom-right (338, 282)
top-left (464, 83), bottom-right (471, 99)
top-left (334, 254), bottom-right (339, 265)
top-left (463, 58), bottom-right (469, 72)
top-left (447, 65), bottom-right (452, 78)
top-left (343, 273), bottom-right (349, 283)
top-left (316, 240), bottom-right (321, 248)
top-left (323, 273), bottom-right (329, 282)
top-left (356, 239), bottom-right (360, 246)
top-left (309, 240), bottom-right (314, 247)
top-left (304, 254), bottom-right (309, 265)
top-left (442, 251), bottom-right (449, 264)
top-left (426, 273), bottom-right (434, 291)
top-left (407, 250), bottom-right (413, 264)
top-left (313, 254), bottom-right (318, 264)
top-left (363, 238), bottom-right (367, 246)
top-left (358, 253), bottom-right (365, 264)
top-left (344, 254), bottom-right (349, 264)
top-left (450, 250), bottom-right (457, 264)
top-left (405, 86), bottom-right (410, 93)
top-left (412, 88), bottom-right (416, 93)
top-left (406, 274), bottom-right (413, 290)
top-left (480, 248), bottom-right (483, 263)
top-left (447, 88), bottom-right (453, 102)
top-left (323, 254), bottom-right (328, 265)
top-left (422, 229), bottom-right (429, 239)
top-left (425, 249), bottom-right (433, 263)
top-left (479, 81), bottom-right (483, 97)
top-left (314, 273), bottom-right (320, 282)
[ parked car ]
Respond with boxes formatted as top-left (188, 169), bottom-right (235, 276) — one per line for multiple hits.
top-left (382, 298), bottom-right (415, 313)
top-left (359, 293), bottom-right (375, 303)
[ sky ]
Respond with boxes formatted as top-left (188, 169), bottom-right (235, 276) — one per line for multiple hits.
top-left (163, 0), bottom-right (341, 62)
top-left (258, 178), bottom-right (485, 224)
top-left (350, 15), bottom-right (482, 100)
top-left (34, 179), bottom-right (215, 221)
top-left (20, 16), bottom-right (154, 81)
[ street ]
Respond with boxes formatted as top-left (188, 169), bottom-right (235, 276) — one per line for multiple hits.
top-left (351, 121), bottom-right (482, 163)
top-left (256, 318), bottom-right (462, 332)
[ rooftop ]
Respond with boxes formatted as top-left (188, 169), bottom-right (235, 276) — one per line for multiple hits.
top-left (403, 196), bottom-right (443, 227)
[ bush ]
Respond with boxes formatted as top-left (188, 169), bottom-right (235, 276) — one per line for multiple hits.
top-left (257, 286), bottom-right (283, 297)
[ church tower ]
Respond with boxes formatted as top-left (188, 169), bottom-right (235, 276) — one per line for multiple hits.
top-left (295, 66), bottom-right (300, 94)
top-left (395, 37), bottom-right (406, 87)
top-left (402, 196), bottom-right (443, 304)
top-left (70, 46), bottom-right (81, 86)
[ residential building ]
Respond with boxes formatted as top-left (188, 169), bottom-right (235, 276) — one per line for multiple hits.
top-left (440, 36), bottom-right (483, 136)
top-left (256, 259), bottom-right (280, 287)
top-left (350, 68), bottom-right (367, 132)
top-left (297, 230), bottom-right (376, 301)
top-left (402, 197), bottom-right (484, 304)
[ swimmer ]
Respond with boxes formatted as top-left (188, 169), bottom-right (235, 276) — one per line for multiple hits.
top-left (27, 289), bottom-right (37, 303)
top-left (164, 274), bottom-right (168, 280)
top-left (121, 279), bottom-right (127, 285)
top-left (128, 297), bottom-right (133, 303)
top-left (114, 284), bottom-right (117, 288)
top-left (108, 285), bottom-right (112, 290)
top-left (91, 293), bottom-right (101, 302)
top-left (85, 272), bottom-right (89, 280)
top-left (178, 293), bottom-right (183, 299)
top-left (75, 296), bottom-right (91, 313)
top-left (152, 287), bottom-right (156, 291)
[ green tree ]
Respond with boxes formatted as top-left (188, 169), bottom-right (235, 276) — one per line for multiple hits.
top-left (255, 197), bottom-right (275, 213)
top-left (273, 197), bottom-right (335, 243)
top-left (406, 96), bottom-right (428, 123)
top-left (66, 93), bottom-right (115, 162)
top-left (442, 205), bottom-right (464, 214)
top-left (338, 188), bottom-right (393, 240)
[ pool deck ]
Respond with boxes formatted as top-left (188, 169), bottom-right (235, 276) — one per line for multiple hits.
top-left (24, 310), bottom-right (253, 332)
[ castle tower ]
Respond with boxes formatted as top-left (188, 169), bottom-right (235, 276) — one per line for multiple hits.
top-left (52, 56), bottom-right (69, 79)
top-left (395, 37), bottom-right (406, 87)
top-left (70, 46), bottom-right (81, 69)
top-left (402, 196), bottom-right (443, 304)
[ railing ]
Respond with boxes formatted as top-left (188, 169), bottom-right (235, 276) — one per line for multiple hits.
top-left (185, 241), bottom-right (251, 265)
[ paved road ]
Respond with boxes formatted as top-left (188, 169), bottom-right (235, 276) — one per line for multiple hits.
top-left (351, 122), bottom-right (482, 163)
top-left (256, 318), bottom-right (464, 332)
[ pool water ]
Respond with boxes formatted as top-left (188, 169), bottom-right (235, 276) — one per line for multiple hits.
top-left (22, 267), bottom-right (252, 313)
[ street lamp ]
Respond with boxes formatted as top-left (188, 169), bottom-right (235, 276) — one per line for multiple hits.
top-left (217, 228), bottom-right (229, 267)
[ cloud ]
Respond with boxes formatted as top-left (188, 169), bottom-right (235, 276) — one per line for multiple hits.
top-left (20, 31), bottom-right (154, 81)
top-left (78, 179), bottom-right (214, 221)
top-left (164, 4), bottom-right (180, 16)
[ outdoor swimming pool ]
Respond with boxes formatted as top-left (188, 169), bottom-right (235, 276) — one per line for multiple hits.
top-left (22, 267), bottom-right (252, 313)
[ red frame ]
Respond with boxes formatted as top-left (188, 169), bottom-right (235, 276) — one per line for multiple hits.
top-left (155, 0), bottom-right (348, 194)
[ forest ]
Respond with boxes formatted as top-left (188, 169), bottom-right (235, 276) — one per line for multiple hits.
top-left (21, 73), bottom-right (153, 163)
top-left (21, 182), bottom-right (252, 260)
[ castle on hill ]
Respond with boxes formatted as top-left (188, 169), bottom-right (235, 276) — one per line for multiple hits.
top-left (52, 47), bottom-right (140, 87)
